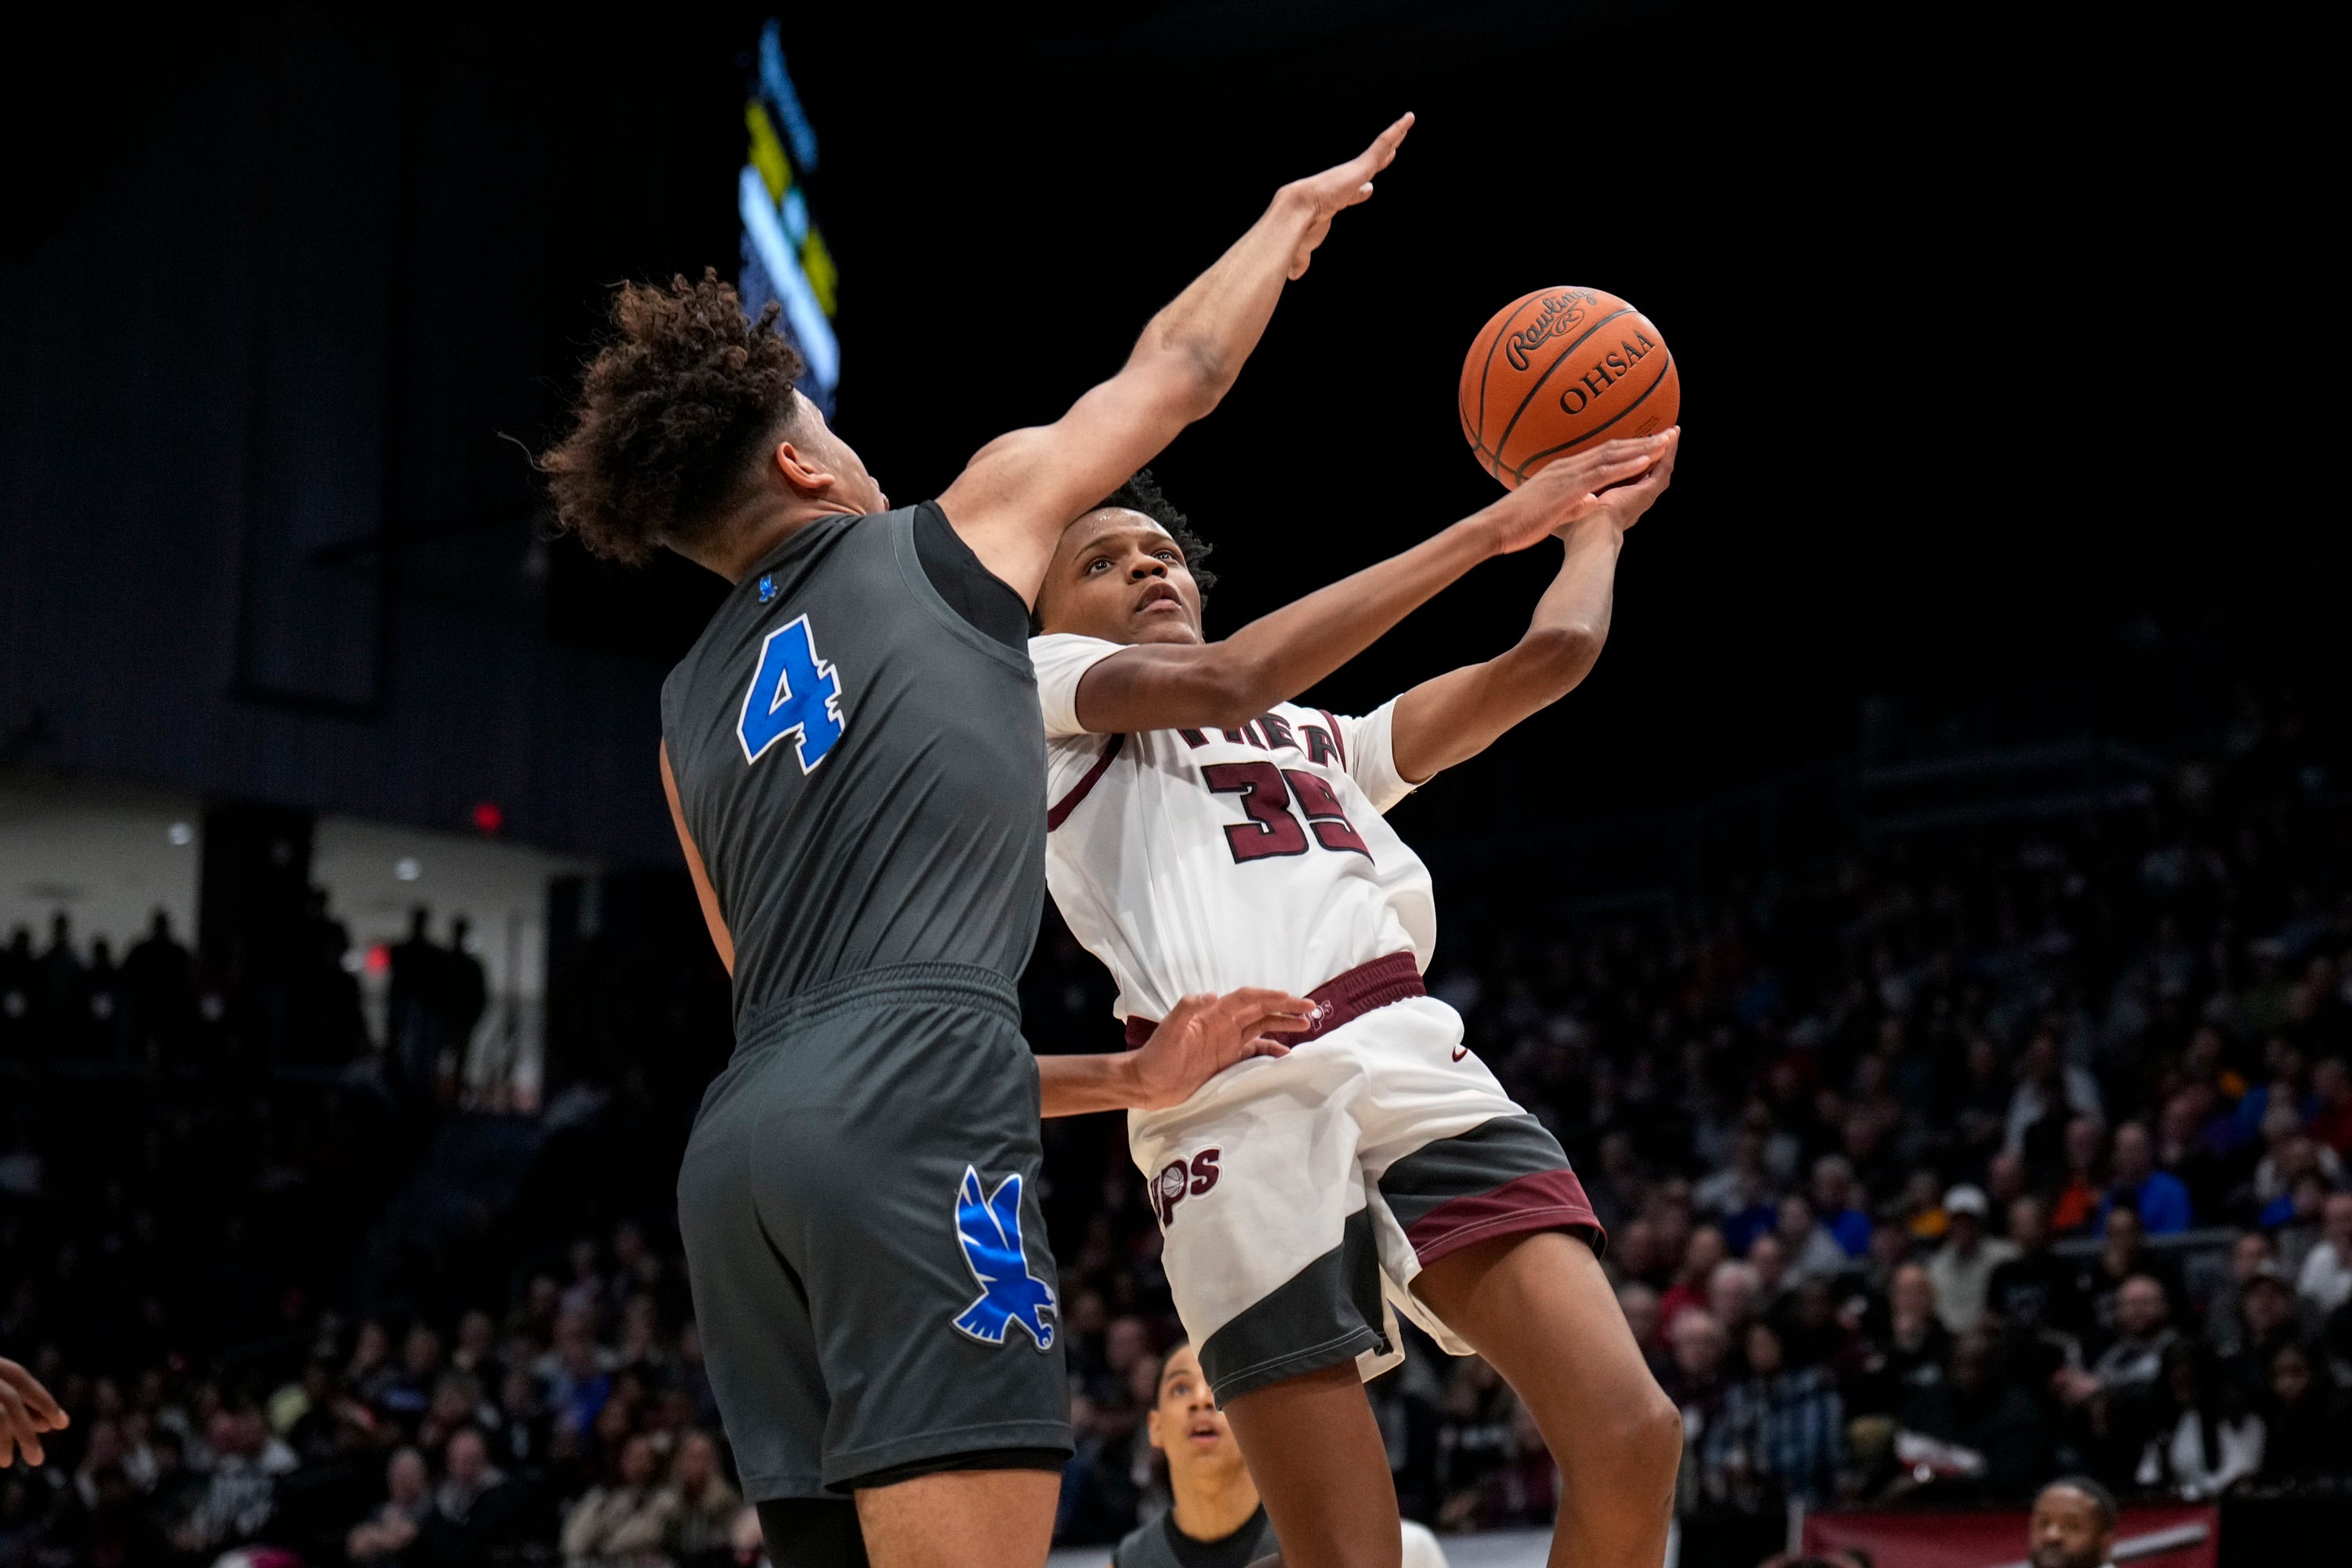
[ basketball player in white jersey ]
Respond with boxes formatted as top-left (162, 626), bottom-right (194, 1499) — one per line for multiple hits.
top-left (1029, 428), bottom-right (1682, 1568)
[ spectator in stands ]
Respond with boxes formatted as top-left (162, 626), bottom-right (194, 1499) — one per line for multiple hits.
top-left (347, 1446), bottom-right (430, 1563)
top-left (1893, 1327), bottom-right (2051, 1504)
top-left (2224, 1263), bottom-right (2303, 1397)
top-left (427, 1425), bottom-right (511, 1557)
top-left (2078, 1207), bottom-right (2182, 1334)
top-left (1697, 1127), bottom-right (1780, 1255)
top-left (2309, 1055), bottom-right (2352, 1160)
top-left (1809, 1156), bottom-right (1872, 1258)
top-left (1708, 1261), bottom-right (1763, 1354)
top-left (2099, 1122), bottom-right (2194, 1236)
top-left (2256, 1339), bottom-right (2349, 1484)
top-left (561, 1432), bottom-right (674, 1566)
top-left (660, 1431), bottom-right (740, 1568)
top-left (1772, 1194), bottom-right (1849, 1287)
top-left (1657, 1225), bottom-right (1726, 1345)
top-left (1702, 1321), bottom-right (1844, 1508)
top-left (1926, 1185), bottom-right (2019, 1335)
top-left (176, 1406), bottom-right (294, 1557)
top-left (2294, 1190), bottom-right (2352, 1317)
top-left (2047, 1116), bottom-right (2106, 1234)
top-left (2056, 1276), bottom-right (2176, 1407)
top-left (2133, 1342), bottom-right (2263, 1500)
top-left (2007, 1033), bottom-right (2103, 1185)
top-left (1847, 1262), bottom-right (1948, 1420)
top-left (1665, 1308), bottom-right (1730, 1414)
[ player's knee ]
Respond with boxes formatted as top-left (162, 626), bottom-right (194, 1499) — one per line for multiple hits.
top-left (1561, 1384), bottom-right (1681, 1497)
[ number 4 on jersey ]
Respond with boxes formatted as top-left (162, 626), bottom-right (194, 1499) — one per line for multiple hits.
top-left (738, 614), bottom-right (847, 772)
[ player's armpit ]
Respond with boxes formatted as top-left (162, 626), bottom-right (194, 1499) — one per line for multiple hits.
top-left (938, 368), bottom-right (1218, 610)
top-left (660, 742), bottom-right (735, 977)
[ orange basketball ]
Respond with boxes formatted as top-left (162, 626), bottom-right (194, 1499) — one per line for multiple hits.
top-left (1458, 286), bottom-right (1679, 488)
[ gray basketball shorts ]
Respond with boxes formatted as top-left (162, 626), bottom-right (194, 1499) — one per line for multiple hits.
top-left (677, 963), bottom-right (1072, 1499)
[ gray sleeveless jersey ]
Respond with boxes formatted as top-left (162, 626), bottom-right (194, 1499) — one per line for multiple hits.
top-left (660, 504), bottom-right (1046, 1031)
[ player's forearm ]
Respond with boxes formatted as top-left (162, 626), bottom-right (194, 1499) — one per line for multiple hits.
top-left (1075, 515), bottom-right (1504, 734)
top-left (1033, 1051), bottom-right (1146, 1118)
top-left (1388, 520), bottom-right (1621, 782)
top-left (1134, 189), bottom-right (1320, 416)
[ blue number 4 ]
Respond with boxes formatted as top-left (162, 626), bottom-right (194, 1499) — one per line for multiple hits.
top-left (737, 614), bottom-right (847, 772)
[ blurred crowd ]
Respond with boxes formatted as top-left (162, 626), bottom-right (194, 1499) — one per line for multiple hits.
top-left (2, 699), bottom-right (2349, 1566)
top-left (0, 900), bottom-right (488, 1096)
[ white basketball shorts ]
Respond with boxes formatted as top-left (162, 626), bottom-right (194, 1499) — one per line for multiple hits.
top-left (1124, 953), bottom-right (1604, 1403)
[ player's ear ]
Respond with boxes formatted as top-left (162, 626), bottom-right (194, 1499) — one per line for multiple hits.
top-left (772, 440), bottom-right (837, 499)
top-left (1144, 1406), bottom-right (1166, 1453)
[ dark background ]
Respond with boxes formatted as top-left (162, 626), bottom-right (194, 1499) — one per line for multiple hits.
top-left (2, 0), bottom-right (2336, 863)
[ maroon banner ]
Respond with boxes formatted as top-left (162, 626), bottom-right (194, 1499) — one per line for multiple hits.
top-left (1800, 1503), bottom-right (2216, 1568)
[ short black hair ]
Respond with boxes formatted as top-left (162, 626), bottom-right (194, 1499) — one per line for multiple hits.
top-left (539, 268), bottom-right (807, 564)
top-left (2038, 1475), bottom-right (2118, 1530)
top-left (1095, 470), bottom-right (1214, 594)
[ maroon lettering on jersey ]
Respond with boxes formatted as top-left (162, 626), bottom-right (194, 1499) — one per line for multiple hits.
top-left (1316, 710), bottom-right (1348, 768)
top-left (1177, 728), bottom-right (1210, 748)
top-left (1284, 768), bottom-right (1372, 858)
top-left (1257, 712), bottom-right (1297, 752)
top-left (1301, 724), bottom-right (1340, 767)
top-left (1203, 760), bottom-right (1309, 861)
top-left (1154, 1148), bottom-right (1222, 1226)
top-left (1152, 1160), bottom-right (1190, 1227)
top-left (1221, 723), bottom-right (1262, 748)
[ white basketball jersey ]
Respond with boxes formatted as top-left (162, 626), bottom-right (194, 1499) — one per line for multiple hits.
top-left (1031, 633), bottom-right (1436, 1022)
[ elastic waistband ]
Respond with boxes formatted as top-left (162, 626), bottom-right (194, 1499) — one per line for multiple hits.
top-left (736, 962), bottom-right (1021, 1051)
top-left (1123, 952), bottom-right (1425, 1051)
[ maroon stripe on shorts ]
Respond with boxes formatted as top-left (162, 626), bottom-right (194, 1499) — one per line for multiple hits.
top-left (1123, 950), bottom-right (1423, 1051)
top-left (1403, 1167), bottom-right (1606, 1267)
top-left (1047, 732), bottom-right (1125, 830)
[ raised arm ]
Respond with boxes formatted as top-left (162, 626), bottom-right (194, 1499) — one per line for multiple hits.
top-left (1072, 435), bottom-right (1672, 734)
top-left (937, 114), bottom-right (1414, 607)
top-left (1387, 430), bottom-right (1677, 782)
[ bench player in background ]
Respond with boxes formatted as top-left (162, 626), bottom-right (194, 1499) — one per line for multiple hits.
top-left (539, 115), bottom-right (1415, 1568)
top-left (1029, 429), bottom-right (1682, 1568)
top-left (1112, 1342), bottom-right (1447, 1568)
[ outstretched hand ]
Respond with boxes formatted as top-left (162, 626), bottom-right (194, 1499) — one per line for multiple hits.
top-left (1481, 429), bottom-right (1678, 554)
top-left (1, 1357), bottom-right (67, 1468)
top-left (1276, 112), bottom-right (1414, 279)
top-left (1127, 988), bottom-right (1315, 1111)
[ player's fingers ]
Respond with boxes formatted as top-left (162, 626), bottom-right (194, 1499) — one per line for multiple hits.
top-left (1213, 989), bottom-right (1316, 1030)
top-left (1243, 1037), bottom-right (1293, 1060)
top-left (1368, 111), bottom-right (1414, 162)
top-left (0, 1366), bottom-right (64, 1429)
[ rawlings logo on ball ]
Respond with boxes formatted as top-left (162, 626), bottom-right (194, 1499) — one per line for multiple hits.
top-left (1151, 1148), bottom-right (1222, 1227)
top-left (1503, 290), bottom-right (1595, 371)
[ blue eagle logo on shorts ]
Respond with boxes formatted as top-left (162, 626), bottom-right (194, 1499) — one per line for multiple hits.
top-left (951, 1167), bottom-right (1057, 1351)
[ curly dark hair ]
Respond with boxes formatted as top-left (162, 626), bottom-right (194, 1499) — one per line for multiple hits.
top-left (1095, 469), bottom-right (1214, 593)
top-left (539, 269), bottom-right (807, 564)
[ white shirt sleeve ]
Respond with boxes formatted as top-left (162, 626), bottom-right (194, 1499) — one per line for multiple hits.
top-left (1028, 633), bottom-right (1130, 738)
top-left (1333, 698), bottom-right (1423, 815)
top-left (1399, 1521), bottom-right (1450, 1568)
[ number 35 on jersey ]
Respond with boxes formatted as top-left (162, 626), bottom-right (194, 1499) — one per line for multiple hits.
top-left (738, 615), bottom-right (847, 772)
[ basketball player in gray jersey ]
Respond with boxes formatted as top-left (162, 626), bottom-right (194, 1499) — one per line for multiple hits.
top-left (537, 116), bottom-right (1414, 1568)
